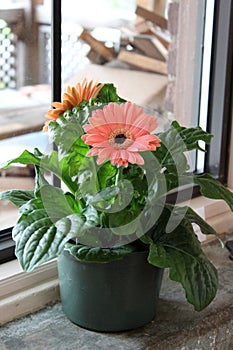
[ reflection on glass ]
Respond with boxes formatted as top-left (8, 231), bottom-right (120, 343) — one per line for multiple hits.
top-left (0, 2), bottom-right (51, 229)
top-left (0, 0), bottom-right (212, 230)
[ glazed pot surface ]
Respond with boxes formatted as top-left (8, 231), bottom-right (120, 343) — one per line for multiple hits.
top-left (58, 249), bottom-right (163, 332)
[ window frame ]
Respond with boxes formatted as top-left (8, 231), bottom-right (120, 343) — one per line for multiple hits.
top-left (205, 0), bottom-right (233, 184)
top-left (168, 0), bottom-right (233, 204)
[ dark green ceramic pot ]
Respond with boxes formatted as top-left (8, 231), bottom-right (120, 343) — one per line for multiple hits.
top-left (57, 249), bottom-right (163, 332)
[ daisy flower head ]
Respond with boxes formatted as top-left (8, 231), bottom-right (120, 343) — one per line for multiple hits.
top-left (81, 102), bottom-right (161, 167)
top-left (43, 78), bottom-right (103, 131)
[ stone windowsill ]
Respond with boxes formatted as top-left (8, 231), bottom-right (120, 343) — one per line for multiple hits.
top-left (0, 232), bottom-right (232, 349)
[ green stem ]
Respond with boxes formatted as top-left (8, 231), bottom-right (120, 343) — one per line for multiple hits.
top-left (161, 150), bottom-right (170, 167)
top-left (115, 166), bottom-right (123, 187)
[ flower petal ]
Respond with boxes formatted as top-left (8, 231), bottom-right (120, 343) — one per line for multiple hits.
top-left (43, 79), bottom-right (103, 131)
top-left (82, 102), bottom-right (161, 167)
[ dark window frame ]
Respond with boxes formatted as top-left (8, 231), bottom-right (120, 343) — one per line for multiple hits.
top-left (0, 0), bottom-right (232, 263)
top-left (205, 0), bottom-right (233, 184)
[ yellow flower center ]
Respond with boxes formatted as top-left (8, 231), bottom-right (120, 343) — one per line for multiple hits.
top-left (109, 128), bottom-right (134, 149)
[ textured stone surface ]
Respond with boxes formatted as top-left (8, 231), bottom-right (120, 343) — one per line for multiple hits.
top-left (168, 2), bottom-right (180, 36)
top-left (167, 42), bottom-right (177, 76)
top-left (0, 234), bottom-right (233, 350)
top-left (164, 80), bottom-right (175, 112)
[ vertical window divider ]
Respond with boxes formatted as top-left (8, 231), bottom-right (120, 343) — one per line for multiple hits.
top-left (51, 0), bottom-right (62, 187)
top-left (205, 0), bottom-right (233, 182)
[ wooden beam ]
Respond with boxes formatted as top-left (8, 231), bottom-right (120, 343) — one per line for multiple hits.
top-left (151, 0), bottom-right (167, 16)
top-left (0, 105), bottom-right (47, 140)
top-left (135, 20), bottom-right (170, 49)
top-left (151, 30), bottom-right (170, 50)
top-left (132, 35), bottom-right (167, 61)
top-left (117, 50), bottom-right (167, 75)
top-left (79, 29), bottom-right (115, 62)
top-left (87, 49), bottom-right (107, 65)
top-left (136, 5), bottom-right (168, 30)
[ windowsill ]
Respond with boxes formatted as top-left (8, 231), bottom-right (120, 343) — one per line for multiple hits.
top-left (0, 259), bottom-right (59, 325)
top-left (1, 231), bottom-right (233, 349)
top-left (180, 192), bottom-right (233, 241)
top-left (0, 194), bottom-right (233, 325)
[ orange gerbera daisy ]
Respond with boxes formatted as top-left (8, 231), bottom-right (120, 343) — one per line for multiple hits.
top-left (81, 102), bottom-right (161, 167)
top-left (43, 78), bottom-right (103, 131)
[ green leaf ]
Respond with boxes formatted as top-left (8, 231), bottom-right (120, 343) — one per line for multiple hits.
top-left (18, 197), bottom-right (44, 213)
top-left (153, 121), bottom-right (213, 174)
top-left (67, 138), bottom-right (90, 180)
top-left (82, 205), bottom-right (100, 228)
top-left (77, 157), bottom-right (99, 196)
top-left (186, 207), bottom-right (218, 236)
top-left (0, 148), bottom-right (78, 194)
top-left (148, 208), bottom-right (218, 311)
top-left (54, 214), bottom-right (86, 238)
top-left (194, 173), bottom-right (233, 211)
top-left (97, 162), bottom-right (117, 190)
top-left (34, 164), bottom-right (50, 194)
top-left (67, 102), bottom-right (91, 126)
top-left (12, 197), bottom-right (90, 272)
top-left (0, 149), bottom-right (40, 169)
top-left (89, 186), bottom-right (120, 210)
top-left (0, 189), bottom-right (34, 207)
top-left (47, 110), bottom-right (92, 187)
top-left (55, 207), bottom-right (99, 238)
top-left (65, 192), bottom-right (81, 214)
top-left (109, 208), bottom-right (140, 236)
top-left (48, 111), bottom-right (85, 154)
top-left (64, 242), bottom-right (136, 263)
top-left (40, 151), bottom-right (79, 194)
top-left (38, 185), bottom-right (76, 222)
top-left (96, 83), bottom-right (126, 104)
top-left (154, 126), bottom-right (189, 174)
top-left (153, 203), bottom-right (218, 237)
top-left (12, 199), bottom-right (70, 271)
top-left (123, 164), bottom-right (148, 200)
top-left (171, 120), bottom-right (213, 151)
top-left (35, 150), bottom-right (79, 194)
top-left (90, 178), bottom-right (134, 214)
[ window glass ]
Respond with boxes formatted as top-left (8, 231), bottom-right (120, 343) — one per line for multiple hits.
top-left (0, 0), bottom-right (214, 229)
top-left (0, 0), bottom-right (232, 252)
top-left (0, 1), bottom-right (51, 229)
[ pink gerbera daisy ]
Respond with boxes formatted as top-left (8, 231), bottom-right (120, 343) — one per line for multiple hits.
top-left (81, 102), bottom-right (161, 167)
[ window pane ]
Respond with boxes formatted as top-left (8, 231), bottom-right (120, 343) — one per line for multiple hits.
top-left (0, 0), bottom-right (232, 252)
top-left (0, 1), bottom-right (51, 229)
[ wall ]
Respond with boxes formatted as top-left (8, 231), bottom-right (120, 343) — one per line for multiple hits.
top-left (165, 0), bottom-right (233, 188)
top-left (164, 0), bottom-right (205, 126)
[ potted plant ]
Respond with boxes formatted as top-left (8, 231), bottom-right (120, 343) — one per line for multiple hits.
top-left (0, 79), bottom-right (233, 331)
